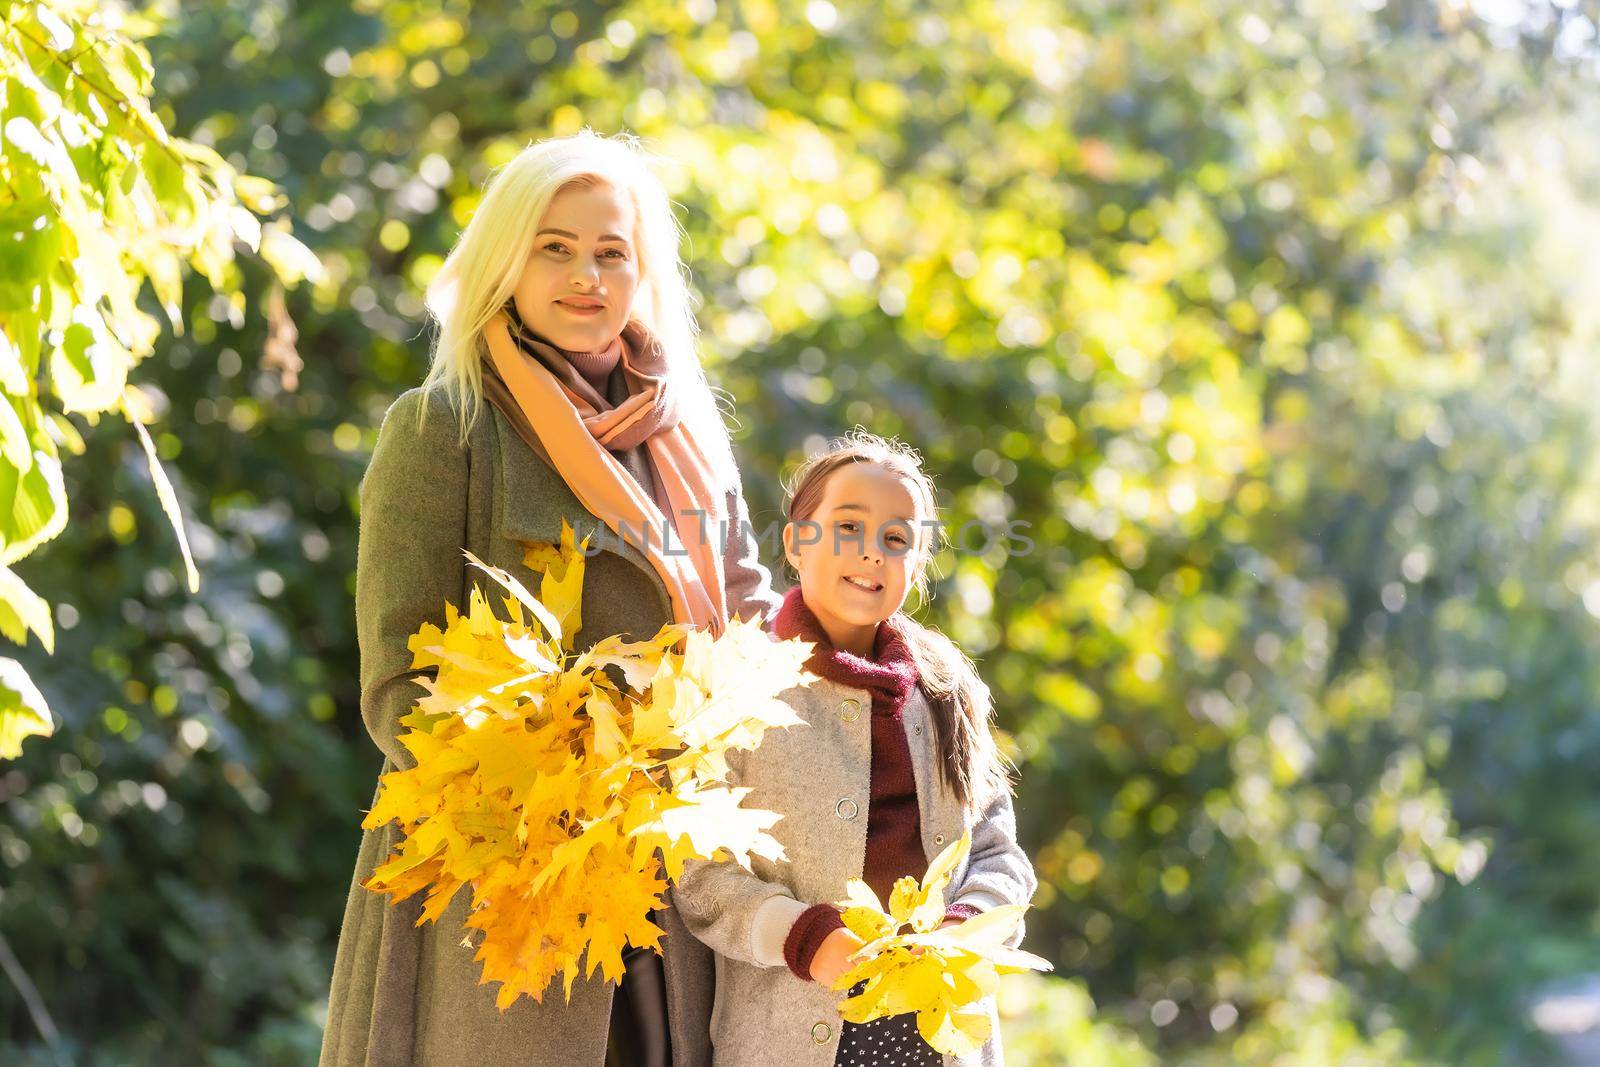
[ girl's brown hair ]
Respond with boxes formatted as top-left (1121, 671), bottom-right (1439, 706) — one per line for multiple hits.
top-left (782, 429), bottom-right (1014, 810)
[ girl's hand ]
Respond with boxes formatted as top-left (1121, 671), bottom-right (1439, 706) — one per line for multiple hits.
top-left (809, 926), bottom-right (866, 986)
top-left (814, 917), bottom-right (969, 981)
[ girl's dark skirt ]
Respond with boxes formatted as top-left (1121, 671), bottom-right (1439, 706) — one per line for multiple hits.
top-left (832, 980), bottom-right (941, 1065)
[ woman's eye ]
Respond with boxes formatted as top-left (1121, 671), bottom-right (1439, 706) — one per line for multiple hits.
top-left (543, 242), bottom-right (568, 255)
top-left (600, 248), bottom-right (628, 260)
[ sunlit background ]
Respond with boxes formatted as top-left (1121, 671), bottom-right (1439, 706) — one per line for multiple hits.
top-left (5, 0), bottom-right (1600, 1064)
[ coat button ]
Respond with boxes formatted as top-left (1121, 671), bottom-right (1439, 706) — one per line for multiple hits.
top-left (934, 833), bottom-right (946, 846)
top-left (913, 722), bottom-right (923, 735)
top-left (840, 698), bottom-right (861, 723)
top-left (811, 1021), bottom-right (831, 1044)
top-left (836, 797), bottom-right (859, 820)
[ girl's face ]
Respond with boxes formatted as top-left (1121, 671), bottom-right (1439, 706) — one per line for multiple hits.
top-left (512, 180), bottom-right (640, 353)
top-left (784, 462), bottom-right (926, 651)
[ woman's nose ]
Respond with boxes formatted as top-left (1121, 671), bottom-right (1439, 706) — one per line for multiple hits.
top-left (571, 256), bottom-right (600, 286)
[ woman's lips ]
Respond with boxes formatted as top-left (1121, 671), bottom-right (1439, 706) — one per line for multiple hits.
top-left (556, 300), bottom-right (604, 316)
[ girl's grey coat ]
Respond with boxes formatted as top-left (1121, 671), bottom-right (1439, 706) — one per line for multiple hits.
top-left (673, 677), bottom-right (1038, 1067)
top-left (319, 384), bottom-right (782, 1067)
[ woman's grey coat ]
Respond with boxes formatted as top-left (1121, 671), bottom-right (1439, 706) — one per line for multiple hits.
top-left (673, 676), bottom-right (1038, 1067)
top-left (319, 380), bottom-right (782, 1067)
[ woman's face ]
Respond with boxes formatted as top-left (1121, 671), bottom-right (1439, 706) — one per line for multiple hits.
top-left (512, 180), bottom-right (640, 353)
top-left (784, 461), bottom-right (926, 650)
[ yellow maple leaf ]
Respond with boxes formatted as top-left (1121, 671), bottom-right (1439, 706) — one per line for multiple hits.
top-left (531, 519), bottom-right (587, 650)
top-left (827, 833), bottom-right (1053, 1056)
top-left (837, 880), bottom-right (896, 943)
top-left (633, 781), bottom-right (788, 880)
top-left (521, 539), bottom-right (563, 573)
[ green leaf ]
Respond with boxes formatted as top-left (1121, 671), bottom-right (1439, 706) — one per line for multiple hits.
top-left (259, 222), bottom-right (327, 287)
top-left (234, 174), bottom-right (284, 213)
top-left (43, 411), bottom-right (83, 456)
top-left (5, 310), bottom-right (41, 384)
top-left (0, 443), bottom-right (65, 566)
top-left (0, 394), bottom-right (33, 471)
top-left (1, 38), bottom-right (61, 124)
top-left (129, 410), bottom-right (199, 594)
top-left (0, 656), bottom-right (52, 759)
top-left (0, 203), bottom-right (62, 312)
top-left (143, 143), bottom-right (201, 230)
top-left (0, 562), bottom-right (54, 653)
top-left (0, 324), bottom-right (32, 395)
top-left (228, 205), bottom-right (261, 253)
top-left (3, 115), bottom-right (81, 193)
top-left (31, 5), bottom-right (77, 51)
top-left (130, 241), bottom-right (184, 333)
top-left (50, 309), bottom-right (131, 414)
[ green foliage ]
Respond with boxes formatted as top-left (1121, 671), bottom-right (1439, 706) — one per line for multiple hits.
top-left (1001, 973), bottom-right (1157, 1066)
top-left (3, 0), bottom-right (1600, 1063)
top-left (0, 0), bottom-right (319, 759)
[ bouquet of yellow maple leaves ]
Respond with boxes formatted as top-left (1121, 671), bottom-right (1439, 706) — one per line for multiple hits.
top-left (361, 520), bottom-right (817, 1009)
top-left (829, 833), bottom-right (1054, 1055)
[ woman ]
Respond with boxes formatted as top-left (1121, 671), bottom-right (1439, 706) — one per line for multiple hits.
top-left (319, 131), bottom-right (783, 1067)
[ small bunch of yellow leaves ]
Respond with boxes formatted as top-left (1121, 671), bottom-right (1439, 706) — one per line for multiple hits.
top-left (361, 519), bottom-right (817, 1009)
top-left (829, 832), bottom-right (1053, 1055)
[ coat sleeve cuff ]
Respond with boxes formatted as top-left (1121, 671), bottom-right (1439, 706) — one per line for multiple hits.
top-left (948, 888), bottom-right (1008, 914)
top-left (781, 903), bottom-right (847, 981)
top-left (943, 902), bottom-right (983, 923)
top-left (750, 893), bottom-right (812, 968)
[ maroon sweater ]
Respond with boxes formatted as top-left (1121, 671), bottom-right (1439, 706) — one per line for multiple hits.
top-left (770, 586), bottom-right (979, 981)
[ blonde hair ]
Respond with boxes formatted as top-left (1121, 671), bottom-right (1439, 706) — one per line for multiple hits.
top-left (782, 429), bottom-right (1015, 808)
top-left (419, 129), bottom-right (735, 482)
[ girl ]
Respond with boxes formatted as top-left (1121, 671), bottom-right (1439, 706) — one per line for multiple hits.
top-left (675, 431), bottom-right (1038, 1066)
top-left (319, 131), bottom-right (782, 1067)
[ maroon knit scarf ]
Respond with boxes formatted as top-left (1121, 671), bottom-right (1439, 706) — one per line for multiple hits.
top-left (771, 585), bottom-right (918, 717)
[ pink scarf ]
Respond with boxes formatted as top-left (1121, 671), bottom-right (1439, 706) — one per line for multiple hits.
top-left (482, 308), bottom-right (729, 634)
